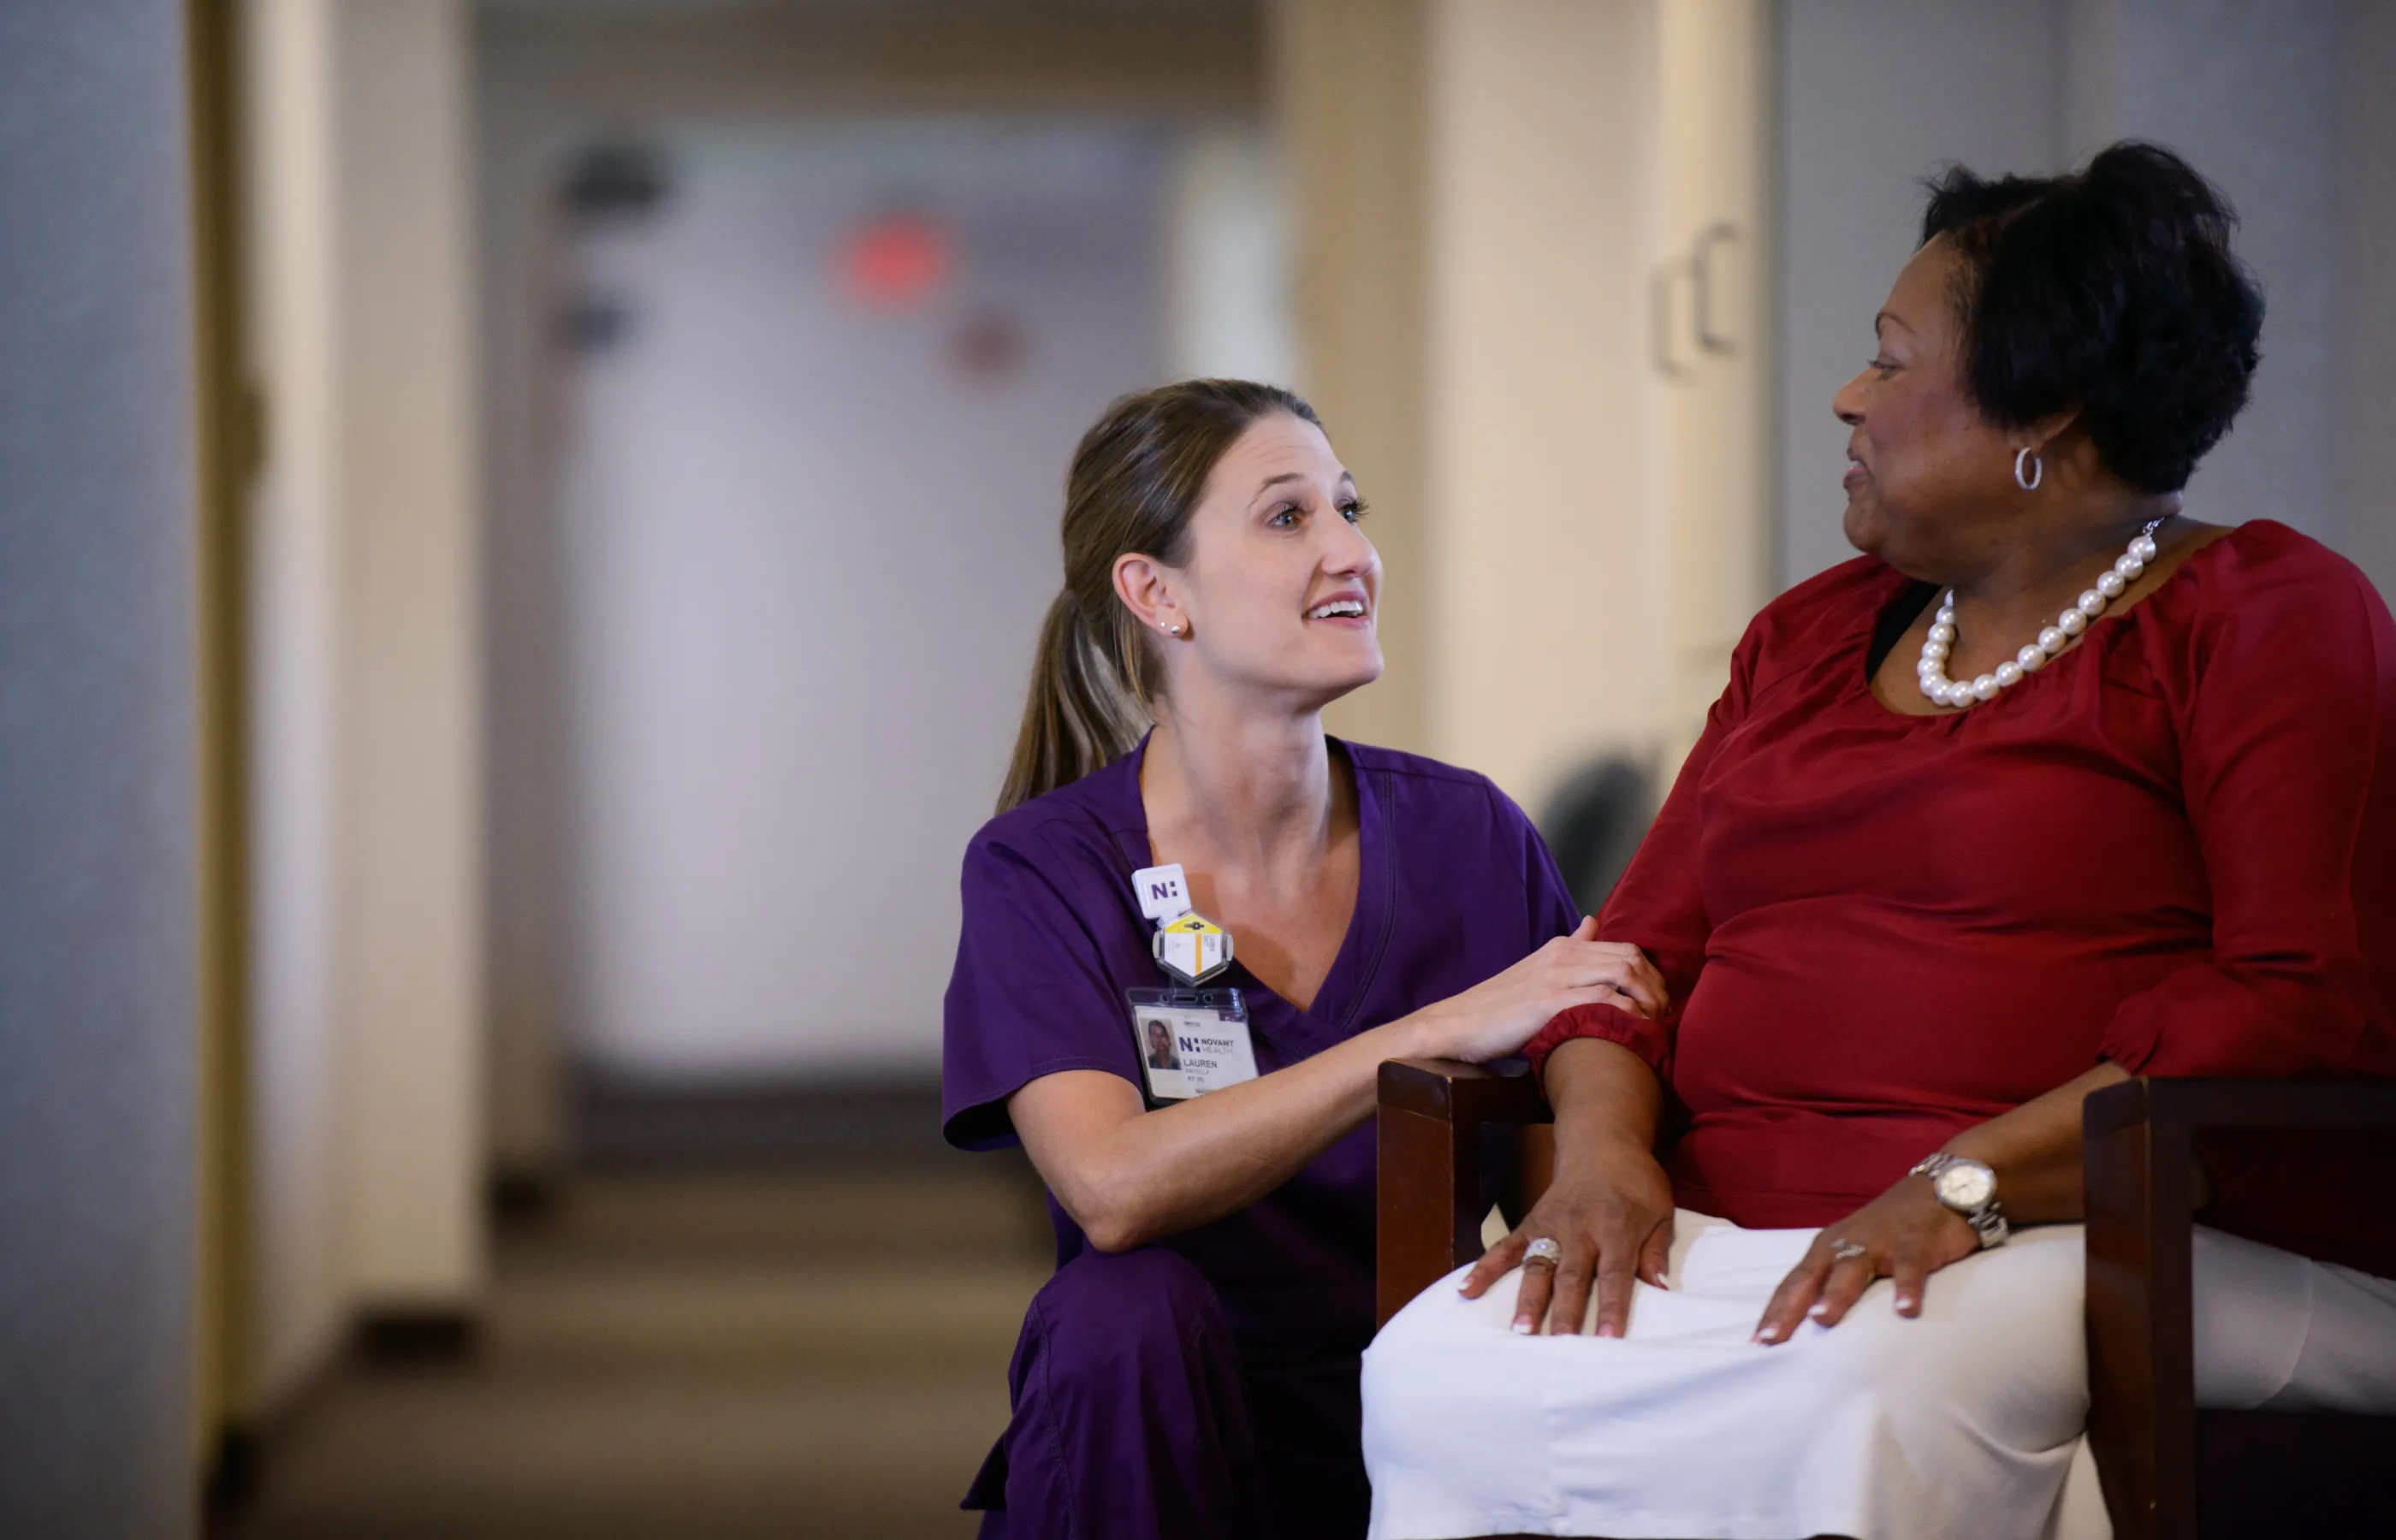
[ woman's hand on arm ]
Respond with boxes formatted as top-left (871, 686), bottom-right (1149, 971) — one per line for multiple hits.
top-left (1408, 916), bottom-right (1668, 1062)
top-left (1011, 919), bottom-right (1666, 1254)
top-left (1461, 1036), bottom-right (1674, 1338)
top-left (1752, 1059), bottom-right (2131, 1342)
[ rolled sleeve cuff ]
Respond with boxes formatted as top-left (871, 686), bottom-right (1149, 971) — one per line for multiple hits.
top-left (2093, 973), bottom-right (2377, 1081)
top-left (2096, 1012), bottom-right (2162, 1077)
top-left (1524, 1002), bottom-right (1670, 1085)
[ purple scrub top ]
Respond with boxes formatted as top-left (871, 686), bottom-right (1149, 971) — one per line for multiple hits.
top-left (942, 734), bottom-right (1581, 1365)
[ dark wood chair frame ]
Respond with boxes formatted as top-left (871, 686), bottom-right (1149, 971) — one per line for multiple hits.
top-left (1377, 1061), bottom-right (2396, 1540)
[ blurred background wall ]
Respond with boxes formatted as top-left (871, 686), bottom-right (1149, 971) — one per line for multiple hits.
top-left (471, 0), bottom-right (1280, 1182)
top-left (236, 0), bottom-right (484, 1418)
top-left (551, 120), bottom-right (1169, 1084)
top-left (6, 1), bottom-right (2389, 1534)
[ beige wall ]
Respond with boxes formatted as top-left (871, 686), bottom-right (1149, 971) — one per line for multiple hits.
top-left (1279, 0), bottom-right (1433, 754)
top-left (240, 0), bottom-right (483, 1408)
top-left (329, 0), bottom-right (483, 1310)
top-left (242, 0), bottom-right (346, 1406)
top-left (1653, 1), bottom-right (1776, 752)
top-left (1285, 0), bottom-right (1776, 808)
top-left (1425, 0), bottom-right (1663, 798)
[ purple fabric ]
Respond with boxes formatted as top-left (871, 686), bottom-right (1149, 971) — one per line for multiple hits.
top-left (965, 1247), bottom-right (1350, 1539)
top-left (943, 736), bottom-right (1580, 1536)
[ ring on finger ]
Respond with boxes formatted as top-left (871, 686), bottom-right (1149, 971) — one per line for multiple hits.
top-left (1828, 1238), bottom-right (1870, 1264)
top-left (1523, 1237), bottom-right (1563, 1267)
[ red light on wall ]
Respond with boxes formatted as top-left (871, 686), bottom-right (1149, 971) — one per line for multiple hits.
top-left (837, 215), bottom-right (951, 311)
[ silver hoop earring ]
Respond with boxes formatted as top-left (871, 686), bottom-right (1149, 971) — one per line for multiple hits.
top-left (2014, 447), bottom-right (2043, 491)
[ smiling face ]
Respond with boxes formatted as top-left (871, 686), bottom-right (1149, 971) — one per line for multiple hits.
top-left (1831, 237), bottom-right (2028, 582)
top-left (1131, 412), bottom-right (1384, 713)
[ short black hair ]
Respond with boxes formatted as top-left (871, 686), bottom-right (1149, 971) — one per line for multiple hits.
top-left (1919, 141), bottom-right (2263, 495)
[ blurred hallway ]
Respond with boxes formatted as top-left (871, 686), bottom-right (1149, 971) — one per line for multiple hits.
top-left (228, 1158), bottom-right (1048, 1540)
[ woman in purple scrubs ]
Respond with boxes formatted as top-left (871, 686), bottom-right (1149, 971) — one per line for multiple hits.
top-left (942, 379), bottom-right (1663, 1539)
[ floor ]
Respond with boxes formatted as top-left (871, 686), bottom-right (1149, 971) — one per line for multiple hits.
top-left (231, 1162), bottom-right (1053, 1540)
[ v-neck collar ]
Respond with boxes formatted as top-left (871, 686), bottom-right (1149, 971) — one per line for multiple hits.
top-left (1094, 732), bottom-right (1394, 1037)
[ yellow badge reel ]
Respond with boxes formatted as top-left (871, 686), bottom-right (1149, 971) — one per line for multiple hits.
top-left (1152, 910), bottom-right (1233, 986)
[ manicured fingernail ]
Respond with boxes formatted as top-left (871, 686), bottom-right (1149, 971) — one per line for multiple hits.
top-left (1512, 1317), bottom-right (1534, 1336)
top-left (1752, 1328), bottom-right (1776, 1344)
top-left (1897, 1295), bottom-right (1917, 1312)
top-left (1595, 1323), bottom-right (1618, 1338)
top-left (1810, 1305), bottom-right (1830, 1321)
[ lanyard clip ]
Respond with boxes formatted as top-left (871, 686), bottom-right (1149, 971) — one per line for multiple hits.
top-left (1132, 863), bottom-right (1231, 985)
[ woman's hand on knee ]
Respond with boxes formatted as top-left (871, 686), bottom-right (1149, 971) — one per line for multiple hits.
top-left (1458, 1144), bottom-right (1674, 1338)
top-left (1408, 919), bottom-right (1669, 1064)
top-left (1752, 1176), bottom-right (1978, 1344)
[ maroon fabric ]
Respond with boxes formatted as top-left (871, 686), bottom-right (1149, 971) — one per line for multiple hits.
top-left (1525, 521), bottom-right (2396, 1275)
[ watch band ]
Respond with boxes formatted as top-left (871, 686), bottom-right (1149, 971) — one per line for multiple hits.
top-left (1910, 1152), bottom-right (2011, 1248)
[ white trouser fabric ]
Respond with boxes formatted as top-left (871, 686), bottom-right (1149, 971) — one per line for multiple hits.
top-left (1361, 1211), bottom-right (2396, 1540)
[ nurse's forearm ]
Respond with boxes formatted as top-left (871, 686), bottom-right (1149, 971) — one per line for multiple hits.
top-left (1014, 926), bottom-right (1667, 1251)
top-left (1941, 1059), bottom-right (2131, 1223)
top-left (1010, 1012), bottom-right (1462, 1253)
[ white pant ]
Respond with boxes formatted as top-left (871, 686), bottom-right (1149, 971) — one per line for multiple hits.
top-left (1361, 1211), bottom-right (2396, 1540)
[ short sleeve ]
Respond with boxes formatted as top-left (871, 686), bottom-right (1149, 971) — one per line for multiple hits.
top-left (940, 832), bottom-right (1142, 1150)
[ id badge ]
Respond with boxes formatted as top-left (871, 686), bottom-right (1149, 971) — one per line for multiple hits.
top-left (1127, 987), bottom-right (1257, 1105)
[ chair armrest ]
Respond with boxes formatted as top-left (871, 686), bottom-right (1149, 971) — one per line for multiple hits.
top-left (1379, 1057), bottom-right (1552, 1124)
top-left (2084, 1078), bottom-right (2396, 1540)
top-left (1376, 1059), bottom-right (1552, 1328)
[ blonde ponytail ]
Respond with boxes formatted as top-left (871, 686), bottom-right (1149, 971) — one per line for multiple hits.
top-left (997, 589), bottom-right (1149, 813)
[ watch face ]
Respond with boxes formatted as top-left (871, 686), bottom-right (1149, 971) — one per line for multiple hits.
top-left (1935, 1162), bottom-right (1996, 1211)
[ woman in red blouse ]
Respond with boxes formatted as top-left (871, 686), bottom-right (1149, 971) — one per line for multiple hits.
top-left (1362, 144), bottom-right (2396, 1540)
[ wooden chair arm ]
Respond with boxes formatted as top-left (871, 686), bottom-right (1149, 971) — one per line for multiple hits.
top-left (1376, 1059), bottom-right (1552, 1327)
top-left (2084, 1077), bottom-right (2396, 1540)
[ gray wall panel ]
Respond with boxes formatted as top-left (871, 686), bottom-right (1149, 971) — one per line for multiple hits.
top-left (0, 2), bottom-right (199, 1535)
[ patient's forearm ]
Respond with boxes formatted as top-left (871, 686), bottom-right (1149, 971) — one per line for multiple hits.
top-left (1544, 1036), bottom-right (1665, 1170)
top-left (1942, 1059), bottom-right (2131, 1224)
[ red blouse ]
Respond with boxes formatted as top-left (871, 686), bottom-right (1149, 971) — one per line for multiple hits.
top-left (1526, 521), bottom-right (2396, 1273)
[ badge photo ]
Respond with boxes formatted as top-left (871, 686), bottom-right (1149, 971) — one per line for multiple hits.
top-left (1127, 988), bottom-right (1258, 1105)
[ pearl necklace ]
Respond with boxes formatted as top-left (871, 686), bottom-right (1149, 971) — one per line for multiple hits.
top-left (1917, 518), bottom-right (2166, 709)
